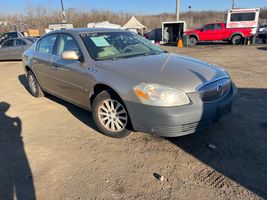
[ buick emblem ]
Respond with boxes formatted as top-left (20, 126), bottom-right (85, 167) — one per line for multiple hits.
top-left (217, 84), bottom-right (224, 96)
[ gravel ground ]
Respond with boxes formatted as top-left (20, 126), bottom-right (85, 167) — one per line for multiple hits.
top-left (0, 44), bottom-right (266, 200)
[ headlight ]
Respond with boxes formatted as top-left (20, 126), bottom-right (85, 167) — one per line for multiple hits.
top-left (133, 83), bottom-right (190, 107)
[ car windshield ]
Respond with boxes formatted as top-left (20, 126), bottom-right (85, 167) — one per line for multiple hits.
top-left (80, 31), bottom-right (165, 61)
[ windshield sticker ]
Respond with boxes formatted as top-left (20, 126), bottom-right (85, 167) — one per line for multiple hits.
top-left (90, 36), bottom-right (110, 47)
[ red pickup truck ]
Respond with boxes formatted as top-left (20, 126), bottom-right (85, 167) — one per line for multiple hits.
top-left (185, 22), bottom-right (253, 46)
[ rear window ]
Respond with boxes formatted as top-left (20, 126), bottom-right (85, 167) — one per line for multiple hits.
top-left (15, 39), bottom-right (27, 46)
top-left (230, 13), bottom-right (256, 22)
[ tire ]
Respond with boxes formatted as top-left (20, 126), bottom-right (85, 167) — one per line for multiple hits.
top-left (92, 90), bottom-right (132, 138)
top-left (27, 71), bottom-right (44, 98)
top-left (188, 37), bottom-right (198, 47)
top-left (231, 35), bottom-right (243, 45)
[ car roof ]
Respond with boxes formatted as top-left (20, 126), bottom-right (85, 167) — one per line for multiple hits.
top-left (1, 37), bottom-right (34, 43)
top-left (48, 28), bottom-right (127, 35)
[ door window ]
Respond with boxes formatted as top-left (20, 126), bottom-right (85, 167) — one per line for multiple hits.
top-left (37, 34), bottom-right (57, 54)
top-left (55, 34), bottom-right (80, 56)
top-left (216, 24), bottom-right (222, 30)
top-left (1, 40), bottom-right (14, 48)
top-left (204, 24), bottom-right (215, 31)
top-left (15, 39), bottom-right (27, 46)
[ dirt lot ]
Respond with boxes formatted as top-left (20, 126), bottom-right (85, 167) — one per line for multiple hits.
top-left (0, 44), bottom-right (266, 200)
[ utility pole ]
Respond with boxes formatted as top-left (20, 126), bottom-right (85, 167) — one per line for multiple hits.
top-left (60, 0), bottom-right (66, 23)
top-left (232, 0), bottom-right (236, 9)
top-left (188, 5), bottom-right (192, 28)
top-left (176, 0), bottom-right (180, 21)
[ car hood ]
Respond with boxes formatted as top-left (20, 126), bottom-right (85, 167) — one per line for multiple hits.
top-left (96, 53), bottom-right (228, 93)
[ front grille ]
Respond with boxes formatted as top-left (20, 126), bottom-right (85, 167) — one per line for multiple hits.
top-left (198, 78), bottom-right (231, 102)
top-left (152, 120), bottom-right (211, 134)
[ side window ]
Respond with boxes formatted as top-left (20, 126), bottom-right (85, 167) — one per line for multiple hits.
top-left (15, 39), bottom-right (27, 46)
top-left (216, 24), bottom-right (222, 30)
top-left (205, 24), bottom-right (215, 31)
top-left (230, 13), bottom-right (256, 22)
top-left (55, 34), bottom-right (80, 56)
top-left (2, 40), bottom-right (14, 48)
top-left (0, 34), bottom-right (8, 43)
top-left (8, 32), bottom-right (18, 39)
top-left (37, 34), bottom-right (57, 54)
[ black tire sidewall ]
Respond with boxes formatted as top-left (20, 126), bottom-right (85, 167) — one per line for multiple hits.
top-left (189, 37), bottom-right (197, 47)
top-left (27, 71), bottom-right (43, 98)
top-left (92, 90), bottom-right (132, 138)
top-left (232, 35), bottom-right (242, 45)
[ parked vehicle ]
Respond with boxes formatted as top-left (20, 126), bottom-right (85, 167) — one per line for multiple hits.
top-left (185, 8), bottom-right (260, 46)
top-left (23, 28), bottom-right (237, 138)
top-left (0, 37), bottom-right (36, 60)
top-left (257, 24), bottom-right (267, 43)
top-left (145, 28), bottom-right (162, 42)
top-left (0, 31), bottom-right (24, 45)
top-left (185, 22), bottom-right (255, 46)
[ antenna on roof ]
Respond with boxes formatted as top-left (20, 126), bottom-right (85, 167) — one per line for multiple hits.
top-left (232, 0), bottom-right (236, 9)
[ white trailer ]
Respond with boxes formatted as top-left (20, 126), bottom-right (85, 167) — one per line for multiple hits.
top-left (226, 8), bottom-right (260, 34)
top-left (162, 21), bottom-right (187, 44)
top-left (87, 21), bottom-right (121, 29)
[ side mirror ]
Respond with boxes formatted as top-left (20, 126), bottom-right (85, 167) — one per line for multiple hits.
top-left (200, 29), bottom-right (204, 32)
top-left (62, 51), bottom-right (80, 61)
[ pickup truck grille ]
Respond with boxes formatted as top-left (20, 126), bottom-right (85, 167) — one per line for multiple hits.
top-left (198, 78), bottom-right (232, 102)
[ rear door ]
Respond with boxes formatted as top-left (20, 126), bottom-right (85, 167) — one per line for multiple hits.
top-left (0, 39), bottom-right (15, 60)
top-left (13, 39), bottom-right (28, 59)
top-left (31, 34), bottom-right (58, 92)
top-left (51, 33), bottom-right (86, 105)
top-left (212, 23), bottom-right (225, 40)
top-left (199, 24), bottom-right (216, 41)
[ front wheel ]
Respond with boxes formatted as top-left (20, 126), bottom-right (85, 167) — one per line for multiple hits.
top-left (92, 90), bottom-right (132, 138)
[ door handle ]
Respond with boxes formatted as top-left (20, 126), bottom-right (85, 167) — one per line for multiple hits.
top-left (51, 64), bottom-right (59, 70)
top-left (52, 64), bottom-right (70, 72)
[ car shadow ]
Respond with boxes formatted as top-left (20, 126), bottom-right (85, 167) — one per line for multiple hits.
top-left (0, 102), bottom-right (36, 200)
top-left (18, 74), bottom-right (97, 131)
top-left (257, 47), bottom-right (267, 51)
top-left (169, 88), bottom-right (267, 198)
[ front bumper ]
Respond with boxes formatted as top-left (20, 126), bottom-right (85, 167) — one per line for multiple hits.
top-left (125, 84), bottom-right (238, 137)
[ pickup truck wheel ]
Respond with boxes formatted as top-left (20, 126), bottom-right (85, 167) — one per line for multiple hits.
top-left (92, 90), bottom-right (132, 138)
top-left (27, 71), bottom-right (44, 98)
top-left (189, 37), bottom-right (198, 47)
top-left (231, 35), bottom-right (242, 45)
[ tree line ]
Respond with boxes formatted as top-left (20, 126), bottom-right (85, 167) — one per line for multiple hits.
top-left (0, 6), bottom-right (266, 34)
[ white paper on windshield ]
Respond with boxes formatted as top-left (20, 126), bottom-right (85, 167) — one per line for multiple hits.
top-left (91, 36), bottom-right (110, 47)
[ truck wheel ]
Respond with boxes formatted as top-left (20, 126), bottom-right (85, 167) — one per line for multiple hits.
top-left (92, 90), bottom-right (132, 138)
top-left (231, 35), bottom-right (242, 45)
top-left (188, 37), bottom-right (198, 47)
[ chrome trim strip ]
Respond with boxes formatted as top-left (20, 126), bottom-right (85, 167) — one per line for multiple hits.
top-left (195, 76), bottom-right (230, 91)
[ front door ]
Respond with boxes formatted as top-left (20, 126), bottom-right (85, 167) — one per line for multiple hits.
top-left (50, 34), bottom-right (87, 105)
top-left (199, 24), bottom-right (216, 41)
top-left (0, 39), bottom-right (14, 60)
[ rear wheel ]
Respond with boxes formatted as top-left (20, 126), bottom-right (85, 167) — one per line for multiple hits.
top-left (188, 37), bottom-right (198, 47)
top-left (231, 35), bottom-right (243, 45)
top-left (92, 90), bottom-right (132, 138)
top-left (27, 71), bottom-right (44, 98)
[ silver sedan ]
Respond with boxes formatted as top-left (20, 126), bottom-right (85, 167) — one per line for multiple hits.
top-left (0, 37), bottom-right (36, 60)
top-left (23, 28), bottom-right (237, 138)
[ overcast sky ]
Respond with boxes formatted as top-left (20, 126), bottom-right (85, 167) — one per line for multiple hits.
top-left (3, 0), bottom-right (267, 14)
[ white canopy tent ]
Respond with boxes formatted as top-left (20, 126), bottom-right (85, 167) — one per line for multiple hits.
top-left (122, 16), bottom-right (147, 35)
